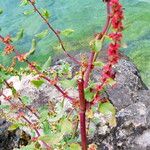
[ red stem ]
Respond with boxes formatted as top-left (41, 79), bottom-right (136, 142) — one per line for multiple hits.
top-left (22, 116), bottom-right (52, 150)
top-left (78, 78), bottom-right (87, 150)
top-left (84, 51), bottom-right (95, 88)
top-left (28, 0), bottom-right (80, 65)
top-left (4, 79), bottom-right (40, 119)
top-left (2, 91), bottom-right (51, 150)
top-left (102, 2), bottom-right (111, 35)
top-left (26, 58), bottom-right (75, 102)
top-left (84, 2), bottom-right (111, 89)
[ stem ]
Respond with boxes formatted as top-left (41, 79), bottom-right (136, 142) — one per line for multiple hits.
top-left (84, 2), bottom-right (111, 89)
top-left (84, 51), bottom-right (95, 88)
top-left (22, 116), bottom-right (52, 150)
top-left (28, 0), bottom-right (80, 65)
top-left (102, 2), bottom-right (111, 35)
top-left (2, 89), bottom-right (51, 150)
top-left (25, 60), bottom-right (75, 102)
top-left (78, 78), bottom-right (87, 150)
top-left (4, 79), bottom-right (40, 119)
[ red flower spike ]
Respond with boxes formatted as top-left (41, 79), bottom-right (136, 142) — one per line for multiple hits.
top-left (109, 32), bottom-right (122, 41)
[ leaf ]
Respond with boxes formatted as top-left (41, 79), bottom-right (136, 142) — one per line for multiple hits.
top-left (42, 120), bottom-right (51, 135)
top-left (35, 30), bottom-right (48, 39)
top-left (42, 56), bottom-right (51, 71)
top-left (84, 88), bottom-right (95, 102)
top-left (41, 9), bottom-right (51, 20)
top-left (39, 107), bottom-right (49, 121)
top-left (107, 78), bottom-right (116, 86)
top-left (21, 96), bottom-right (32, 105)
top-left (60, 79), bottom-right (76, 88)
top-left (86, 109), bottom-right (94, 119)
top-left (108, 116), bottom-right (117, 127)
top-left (99, 102), bottom-right (117, 127)
top-left (70, 143), bottom-right (81, 150)
top-left (58, 62), bottom-right (72, 78)
top-left (48, 103), bottom-right (64, 123)
top-left (19, 143), bottom-right (36, 150)
top-left (98, 101), bottom-right (116, 116)
top-left (8, 123), bottom-right (24, 131)
top-left (23, 9), bottom-right (34, 16)
top-left (61, 29), bottom-right (74, 36)
top-left (90, 39), bottom-right (103, 52)
top-left (39, 133), bottom-right (63, 145)
top-left (94, 40), bottom-right (102, 52)
top-left (0, 8), bottom-right (3, 15)
top-left (12, 29), bottom-right (24, 42)
top-left (20, 0), bottom-right (29, 6)
top-left (31, 79), bottom-right (45, 88)
top-left (93, 61), bottom-right (105, 67)
top-left (0, 105), bottom-right (10, 110)
top-left (25, 39), bottom-right (36, 58)
top-left (60, 118), bottom-right (73, 134)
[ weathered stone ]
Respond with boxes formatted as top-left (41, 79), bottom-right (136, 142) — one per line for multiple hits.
top-left (107, 59), bottom-right (148, 110)
top-left (0, 119), bottom-right (30, 150)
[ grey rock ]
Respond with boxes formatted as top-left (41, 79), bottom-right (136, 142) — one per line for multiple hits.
top-left (107, 59), bottom-right (148, 110)
top-left (89, 59), bottom-right (150, 150)
top-left (0, 119), bottom-right (30, 150)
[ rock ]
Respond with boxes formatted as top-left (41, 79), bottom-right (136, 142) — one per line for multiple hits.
top-left (0, 119), bottom-right (30, 150)
top-left (107, 59), bottom-right (148, 110)
top-left (90, 101), bottom-right (150, 150)
top-left (88, 59), bottom-right (150, 150)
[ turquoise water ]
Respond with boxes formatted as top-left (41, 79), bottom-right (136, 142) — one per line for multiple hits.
top-left (0, 0), bottom-right (150, 87)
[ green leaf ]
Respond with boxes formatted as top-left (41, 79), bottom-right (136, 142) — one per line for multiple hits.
top-left (98, 101), bottom-right (116, 116)
top-left (8, 124), bottom-right (19, 131)
top-left (0, 105), bottom-right (10, 110)
top-left (94, 40), bottom-right (102, 52)
top-left (39, 133), bottom-right (63, 145)
top-left (93, 61), bottom-right (105, 67)
top-left (41, 9), bottom-right (51, 20)
top-left (70, 143), bottom-right (81, 150)
top-left (8, 123), bottom-right (25, 131)
top-left (42, 120), bottom-right (51, 135)
top-left (61, 29), bottom-right (74, 36)
top-left (19, 143), bottom-right (36, 150)
top-left (42, 56), bottom-right (51, 71)
top-left (23, 9), bottom-right (34, 16)
top-left (99, 102), bottom-right (117, 127)
top-left (20, 0), bottom-right (29, 6)
top-left (0, 8), bottom-right (3, 15)
top-left (84, 87), bottom-right (95, 102)
top-left (21, 96), bottom-right (32, 105)
top-left (107, 78), bottom-right (116, 86)
top-left (39, 108), bottom-right (49, 122)
top-left (31, 79), bottom-right (45, 88)
top-left (58, 62), bottom-right (72, 78)
top-left (60, 118), bottom-right (73, 134)
top-left (35, 30), bottom-right (48, 39)
top-left (25, 39), bottom-right (36, 58)
top-left (12, 87), bottom-right (17, 96)
top-left (12, 29), bottom-right (24, 42)
top-left (48, 103), bottom-right (64, 123)
top-left (60, 79), bottom-right (76, 88)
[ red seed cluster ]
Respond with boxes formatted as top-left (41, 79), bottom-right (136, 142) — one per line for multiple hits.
top-left (100, 0), bottom-right (124, 87)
